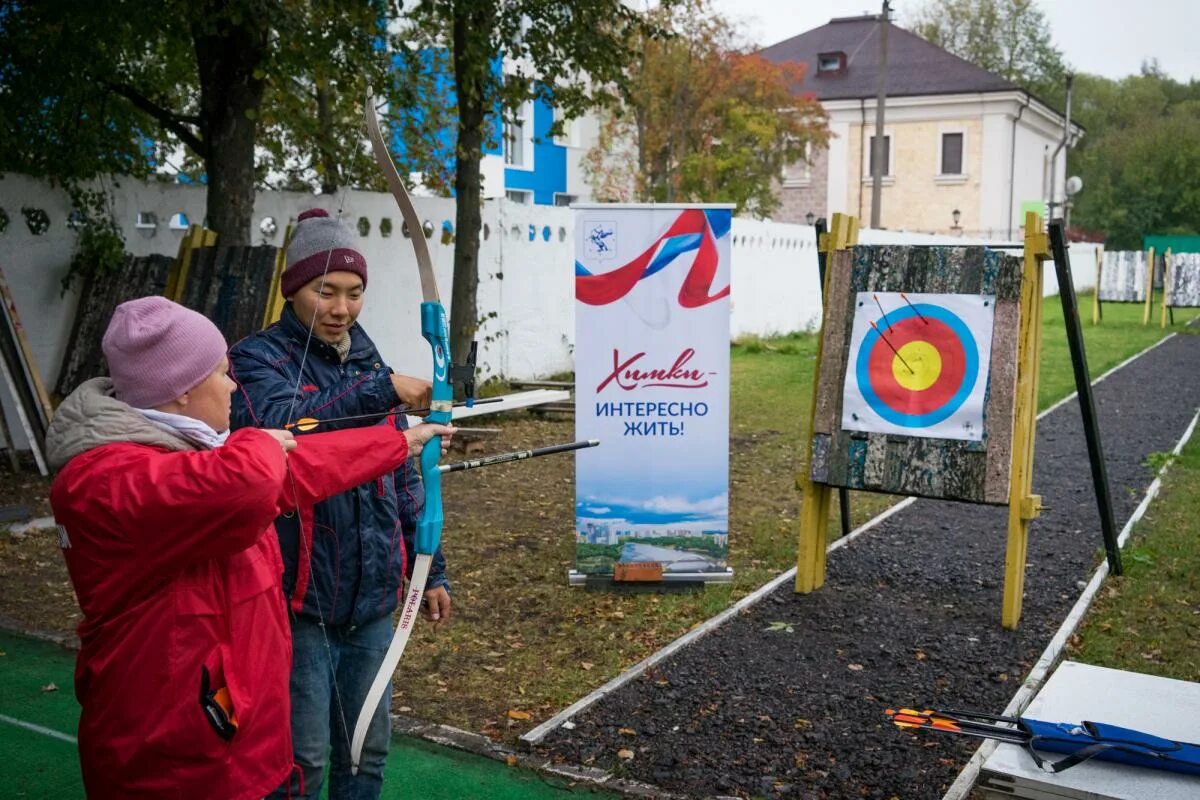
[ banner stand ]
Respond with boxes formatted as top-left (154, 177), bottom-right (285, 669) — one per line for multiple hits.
top-left (570, 203), bottom-right (735, 590)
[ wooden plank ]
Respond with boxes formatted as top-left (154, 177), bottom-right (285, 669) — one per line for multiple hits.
top-left (54, 254), bottom-right (174, 396)
top-left (0, 346), bottom-right (47, 475)
top-left (984, 298), bottom-right (1020, 503)
top-left (0, 266), bottom-right (54, 423)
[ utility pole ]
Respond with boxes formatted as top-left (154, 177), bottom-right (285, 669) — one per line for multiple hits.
top-left (870, 0), bottom-right (890, 229)
top-left (1048, 73), bottom-right (1073, 221)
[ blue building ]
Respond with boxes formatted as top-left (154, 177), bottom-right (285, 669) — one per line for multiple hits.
top-left (393, 53), bottom-right (594, 207)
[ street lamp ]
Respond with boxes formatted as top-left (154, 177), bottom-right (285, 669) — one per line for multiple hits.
top-left (805, 211), bottom-right (815, 225)
top-left (951, 208), bottom-right (962, 235)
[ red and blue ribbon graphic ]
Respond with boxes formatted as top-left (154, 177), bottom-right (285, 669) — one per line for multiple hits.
top-left (575, 209), bottom-right (731, 308)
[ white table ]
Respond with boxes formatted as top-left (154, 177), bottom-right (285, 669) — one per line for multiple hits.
top-left (979, 661), bottom-right (1200, 800)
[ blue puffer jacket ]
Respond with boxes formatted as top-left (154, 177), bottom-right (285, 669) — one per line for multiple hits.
top-left (228, 304), bottom-right (448, 626)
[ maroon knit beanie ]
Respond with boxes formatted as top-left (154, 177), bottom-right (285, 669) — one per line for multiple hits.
top-left (281, 208), bottom-right (369, 297)
top-left (102, 297), bottom-right (228, 409)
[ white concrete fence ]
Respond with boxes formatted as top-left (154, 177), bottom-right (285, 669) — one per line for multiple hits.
top-left (0, 173), bottom-right (1096, 402)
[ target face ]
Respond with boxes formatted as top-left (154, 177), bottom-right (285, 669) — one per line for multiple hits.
top-left (842, 292), bottom-right (995, 441)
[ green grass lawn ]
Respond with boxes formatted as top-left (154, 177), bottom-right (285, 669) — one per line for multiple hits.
top-left (1039, 291), bottom-right (1199, 408)
top-left (1067, 437), bottom-right (1200, 682)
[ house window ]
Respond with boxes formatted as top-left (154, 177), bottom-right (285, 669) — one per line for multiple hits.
top-left (503, 106), bottom-right (527, 167)
top-left (553, 193), bottom-right (577, 207)
top-left (941, 132), bottom-right (964, 175)
top-left (868, 135), bottom-right (891, 177)
top-left (552, 106), bottom-right (578, 148)
top-left (817, 51), bottom-right (845, 74)
top-left (781, 141), bottom-right (812, 187)
top-left (505, 189), bottom-right (531, 205)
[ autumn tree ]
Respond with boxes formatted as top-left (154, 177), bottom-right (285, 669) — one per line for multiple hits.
top-left (907, 0), bottom-right (1067, 104)
top-left (583, 0), bottom-right (829, 218)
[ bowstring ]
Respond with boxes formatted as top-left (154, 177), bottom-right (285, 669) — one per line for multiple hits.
top-left (281, 177), bottom-right (356, 758)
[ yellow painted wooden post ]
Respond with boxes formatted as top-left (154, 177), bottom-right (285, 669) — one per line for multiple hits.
top-left (165, 224), bottom-right (216, 302)
top-left (1161, 248), bottom-right (1172, 328)
top-left (1142, 247), bottom-right (1155, 325)
top-left (1001, 211), bottom-right (1048, 629)
top-left (1092, 247), bottom-right (1102, 325)
top-left (262, 223), bottom-right (293, 328)
top-left (796, 213), bottom-right (858, 593)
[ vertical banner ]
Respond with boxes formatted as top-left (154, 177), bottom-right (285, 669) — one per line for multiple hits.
top-left (572, 204), bottom-right (734, 582)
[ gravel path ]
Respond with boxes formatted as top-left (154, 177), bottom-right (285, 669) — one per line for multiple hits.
top-left (538, 332), bottom-right (1200, 799)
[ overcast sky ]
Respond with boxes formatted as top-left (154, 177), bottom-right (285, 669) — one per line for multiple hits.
top-left (707, 0), bottom-right (1200, 82)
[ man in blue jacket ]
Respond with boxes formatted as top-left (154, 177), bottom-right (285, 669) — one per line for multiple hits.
top-left (229, 208), bottom-right (451, 799)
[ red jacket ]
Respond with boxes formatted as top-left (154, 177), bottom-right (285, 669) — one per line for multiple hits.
top-left (50, 423), bottom-right (410, 800)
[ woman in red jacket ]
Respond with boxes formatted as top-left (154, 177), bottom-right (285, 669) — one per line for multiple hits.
top-left (45, 296), bottom-right (452, 800)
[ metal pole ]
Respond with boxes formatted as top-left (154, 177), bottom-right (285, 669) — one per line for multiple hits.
top-left (1048, 220), bottom-right (1122, 576)
top-left (1047, 74), bottom-right (1073, 221)
top-left (869, 1), bottom-right (889, 228)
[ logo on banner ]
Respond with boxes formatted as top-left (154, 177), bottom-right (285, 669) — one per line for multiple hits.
top-left (585, 222), bottom-right (616, 260)
top-left (597, 348), bottom-right (714, 392)
top-left (575, 209), bottom-right (730, 308)
top-left (842, 293), bottom-right (995, 441)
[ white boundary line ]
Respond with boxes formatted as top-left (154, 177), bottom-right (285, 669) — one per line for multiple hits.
top-left (523, 330), bottom-right (1185, 749)
top-left (0, 713), bottom-right (77, 744)
top-left (943, 405), bottom-right (1200, 800)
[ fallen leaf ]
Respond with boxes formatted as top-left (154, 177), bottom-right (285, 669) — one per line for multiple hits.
top-left (507, 709), bottom-right (532, 721)
top-left (41, 682), bottom-right (58, 693)
top-left (617, 748), bottom-right (634, 760)
top-left (580, 661), bottom-right (594, 671)
top-left (505, 754), bottom-right (519, 767)
top-left (618, 727), bottom-right (637, 736)
top-left (848, 664), bottom-right (864, 672)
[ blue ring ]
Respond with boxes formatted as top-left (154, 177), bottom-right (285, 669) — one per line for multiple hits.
top-left (854, 303), bottom-right (979, 428)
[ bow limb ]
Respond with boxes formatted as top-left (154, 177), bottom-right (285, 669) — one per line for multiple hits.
top-left (350, 89), bottom-right (455, 774)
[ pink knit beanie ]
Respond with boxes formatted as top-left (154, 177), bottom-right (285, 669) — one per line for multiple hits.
top-left (281, 208), bottom-right (368, 297)
top-left (102, 297), bottom-right (228, 409)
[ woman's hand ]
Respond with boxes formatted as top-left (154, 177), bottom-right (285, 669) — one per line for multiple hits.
top-left (262, 429), bottom-right (297, 454)
top-left (404, 423), bottom-right (455, 459)
top-left (391, 374), bottom-right (433, 413)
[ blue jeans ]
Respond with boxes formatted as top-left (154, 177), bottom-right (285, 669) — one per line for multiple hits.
top-left (270, 614), bottom-right (393, 800)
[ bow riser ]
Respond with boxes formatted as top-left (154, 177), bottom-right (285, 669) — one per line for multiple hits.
top-left (418, 299), bottom-right (454, 555)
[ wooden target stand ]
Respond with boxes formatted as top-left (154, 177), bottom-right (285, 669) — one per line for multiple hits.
top-left (795, 212), bottom-right (1056, 629)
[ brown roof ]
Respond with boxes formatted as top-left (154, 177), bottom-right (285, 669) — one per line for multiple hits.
top-left (759, 15), bottom-right (1019, 101)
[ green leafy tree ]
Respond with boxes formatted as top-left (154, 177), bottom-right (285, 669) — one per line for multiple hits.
top-left (0, 0), bottom-right (408, 247)
top-left (583, 0), bottom-right (829, 218)
top-left (1069, 67), bottom-right (1200, 247)
top-left (907, 0), bottom-right (1067, 104)
top-left (399, 0), bottom-right (664, 365)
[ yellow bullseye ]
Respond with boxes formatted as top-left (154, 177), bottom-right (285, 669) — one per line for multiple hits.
top-left (893, 341), bottom-right (941, 391)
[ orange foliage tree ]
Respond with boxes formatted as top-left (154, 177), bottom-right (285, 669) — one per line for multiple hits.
top-left (583, 0), bottom-right (828, 217)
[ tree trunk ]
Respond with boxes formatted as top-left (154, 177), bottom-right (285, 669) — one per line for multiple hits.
top-left (315, 79), bottom-right (341, 195)
top-left (448, 1), bottom-right (492, 368)
top-left (192, 8), bottom-right (269, 246)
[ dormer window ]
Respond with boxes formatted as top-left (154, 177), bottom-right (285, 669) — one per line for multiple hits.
top-left (817, 51), bottom-right (846, 74)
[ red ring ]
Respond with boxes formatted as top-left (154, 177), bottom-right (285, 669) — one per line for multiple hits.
top-left (866, 316), bottom-right (967, 416)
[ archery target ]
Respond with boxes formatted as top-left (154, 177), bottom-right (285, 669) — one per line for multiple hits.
top-left (841, 292), bottom-right (995, 441)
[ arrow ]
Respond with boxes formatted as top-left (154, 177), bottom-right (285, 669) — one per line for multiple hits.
top-left (285, 397), bottom-right (502, 432)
